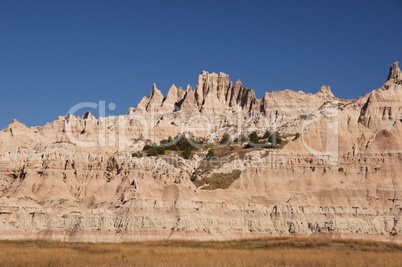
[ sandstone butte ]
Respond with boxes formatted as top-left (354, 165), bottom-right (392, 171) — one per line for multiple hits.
top-left (0, 62), bottom-right (401, 243)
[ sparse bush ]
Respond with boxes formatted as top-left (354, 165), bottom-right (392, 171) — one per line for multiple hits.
top-left (262, 130), bottom-right (271, 139)
top-left (205, 149), bottom-right (215, 160)
top-left (145, 148), bottom-right (157, 156)
top-left (132, 152), bottom-right (143, 158)
top-left (177, 136), bottom-right (197, 151)
top-left (143, 144), bottom-right (153, 151)
top-left (293, 132), bottom-right (301, 141)
top-left (195, 137), bottom-right (207, 145)
top-left (143, 135), bottom-right (197, 156)
top-left (248, 131), bottom-right (260, 144)
top-left (234, 135), bottom-right (247, 143)
top-left (219, 132), bottom-right (231, 145)
top-left (268, 131), bottom-right (282, 147)
top-left (160, 137), bottom-right (178, 151)
top-left (181, 148), bottom-right (192, 159)
top-left (159, 136), bottom-right (173, 145)
top-left (145, 146), bottom-right (166, 156)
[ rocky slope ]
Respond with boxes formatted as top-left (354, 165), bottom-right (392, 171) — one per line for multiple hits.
top-left (0, 62), bottom-right (401, 243)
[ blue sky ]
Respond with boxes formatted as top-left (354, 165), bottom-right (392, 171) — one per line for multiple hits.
top-left (1, 0), bottom-right (401, 128)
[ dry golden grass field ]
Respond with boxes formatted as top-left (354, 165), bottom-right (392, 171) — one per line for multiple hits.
top-left (0, 237), bottom-right (401, 266)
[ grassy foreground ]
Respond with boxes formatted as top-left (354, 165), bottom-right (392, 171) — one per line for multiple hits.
top-left (0, 237), bottom-right (402, 266)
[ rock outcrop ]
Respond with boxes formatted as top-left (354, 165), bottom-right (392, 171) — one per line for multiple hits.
top-left (387, 61), bottom-right (401, 81)
top-left (0, 62), bottom-right (401, 243)
top-left (161, 84), bottom-right (185, 111)
top-left (136, 83), bottom-right (164, 112)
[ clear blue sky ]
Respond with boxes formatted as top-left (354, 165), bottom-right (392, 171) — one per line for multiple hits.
top-left (1, 0), bottom-right (401, 128)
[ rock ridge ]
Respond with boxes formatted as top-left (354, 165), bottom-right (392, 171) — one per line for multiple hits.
top-left (0, 61), bottom-right (401, 243)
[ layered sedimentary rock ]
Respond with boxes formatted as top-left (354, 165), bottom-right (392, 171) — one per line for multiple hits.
top-left (0, 62), bottom-right (401, 243)
top-left (388, 61), bottom-right (402, 81)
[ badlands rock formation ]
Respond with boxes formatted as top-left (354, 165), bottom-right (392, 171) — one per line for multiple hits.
top-left (0, 62), bottom-right (401, 243)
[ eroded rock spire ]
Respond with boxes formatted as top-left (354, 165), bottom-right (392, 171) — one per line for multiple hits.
top-left (387, 61), bottom-right (401, 81)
